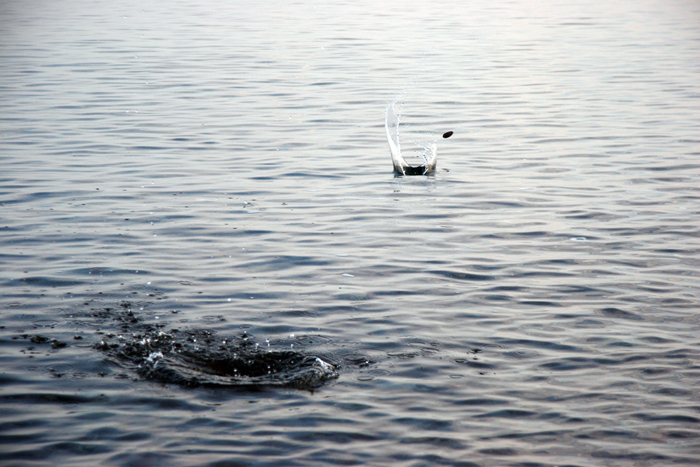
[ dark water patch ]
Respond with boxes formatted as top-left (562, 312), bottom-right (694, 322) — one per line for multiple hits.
top-left (0, 372), bottom-right (28, 387)
top-left (2, 190), bottom-right (88, 204)
top-left (281, 171), bottom-right (343, 179)
top-left (453, 397), bottom-right (509, 406)
top-left (600, 307), bottom-right (643, 320)
top-left (591, 450), bottom-right (671, 462)
top-left (651, 387), bottom-right (693, 397)
top-left (106, 394), bottom-right (209, 412)
top-left (638, 336), bottom-right (677, 345)
top-left (485, 285), bottom-right (526, 292)
top-left (540, 259), bottom-right (580, 266)
top-left (290, 334), bottom-right (333, 346)
top-left (288, 429), bottom-right (381, 444)
top-left (372, 289), bottom-right (424, 297)
top-left (635, 164), bottom-right (700, 172)
top-left (553, 313), bottom-right (587, 320)
top-left (336, 292), bottom-right (372, 301)
top-left (398, 436), bottom-right (466, 449)
top-left (454, 359), bottom-right (495, 370)
top-left (108, 452), bottom-right (181, 467)
top-left (7, 276), bottom-right (85, 288)
top-left (68, 267), bottom-right (148, 277)
top-left (244, 439), bottom-right (307, 457)
top-left (391, 416), bottom-right (454, 431)
top-left (481, 294), bottom-right (512, 302)
top-left (19, 334), bottom-right (69, 349)
top-left (511, 271), bottom-right (576, 278)
top-left (563, 210), bottom-right (616, 219)
top-left (513, 230), bottom-right (549, 237)
top-left (631, 413), bottom-right (700, 424)
top-left (92, 303), bottom-right (338, 391)
top-left (476, 447), bottom-right (519, 456)
top-left (494, 338), bottom-right (582, 353)
top-left (639, 367), bottom-right (671, 376)
top-left (653, 248), bottom-right (700, 255)
top-left (665, 430), bottom-right (700, 439)
top-left (607, 259), bottom-right (658, 269)
top-left (539, 354), bottom-right (648, 371)
top-left (274, 308), bottom-right (318, 318)
top-left (554, 285), bottom-right (604, 294)
top-left (6, 441), bottom-right (113, 462)
top-left (0, 392), bottom-right (106, 405)
top-left (244, 255), bottom-right (334, 271)
top-left (520, 300), bottom-right (562, 307)
top-left (390, 457), bottom-right (481, 467)
top-left (433, 270), bottom-right (496, 281)
top-left (475, 409), bottom-right (538, 419)
top-left (480, 201), bottom-right (526, 209)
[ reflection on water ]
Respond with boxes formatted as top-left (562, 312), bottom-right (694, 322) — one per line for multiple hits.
top-left (1, 0), bottom-right (700, 465)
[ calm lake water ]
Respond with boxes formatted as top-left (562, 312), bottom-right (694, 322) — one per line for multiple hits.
top-left (2, 0), bottom-right (700, 465)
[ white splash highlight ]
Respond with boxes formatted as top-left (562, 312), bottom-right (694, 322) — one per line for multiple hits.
top-left (314, 357), bottom-right (336, 375)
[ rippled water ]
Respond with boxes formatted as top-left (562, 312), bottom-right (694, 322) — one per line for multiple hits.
top-left (2, 0), bottom-right (700, 465)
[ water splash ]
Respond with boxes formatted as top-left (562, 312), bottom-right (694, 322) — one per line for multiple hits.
top-left (93, 304), bottom-right (339, 390)
top-left (385, 101), bottom-right (437, 176)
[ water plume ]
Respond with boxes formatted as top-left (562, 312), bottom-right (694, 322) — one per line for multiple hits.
top-left (385, 101), bottom-right (437, 176)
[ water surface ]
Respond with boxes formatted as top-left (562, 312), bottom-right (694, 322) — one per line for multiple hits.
top-left (2, 0), bottom-right (700, 466)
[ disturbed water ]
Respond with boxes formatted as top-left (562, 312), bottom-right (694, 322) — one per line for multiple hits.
top-left (2, 0), bottom-right (700, 465)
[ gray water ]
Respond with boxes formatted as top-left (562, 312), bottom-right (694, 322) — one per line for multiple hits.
top-left (2, 0), bottom-right (700, 465)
